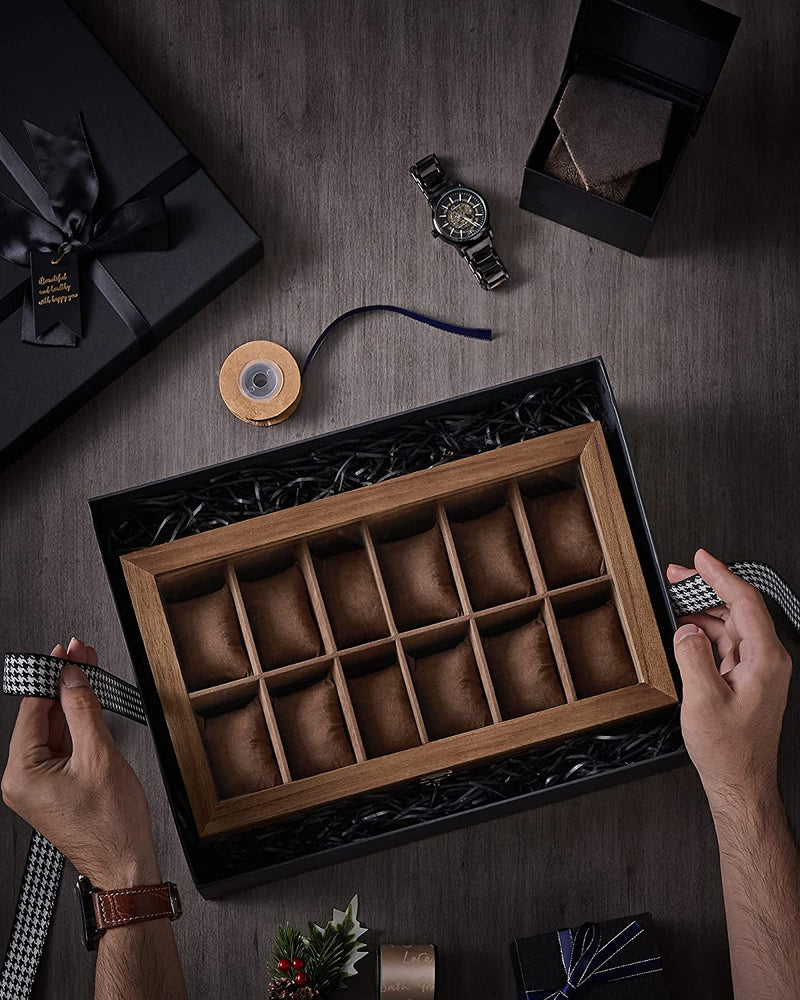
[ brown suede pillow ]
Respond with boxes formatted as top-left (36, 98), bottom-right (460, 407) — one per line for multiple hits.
top-left (316, 549), bottom-right (388, 648)
top-left (240, 566), bottom-right (322, 669)
top-left (273, 677), bottom-right (355, 779)
top-left (376, 527), bottom-right (462, 630)
top-left (411, 639), bottom-right (491, 740)
top-left (558, 602), bottom-right (638, 698)
top-left (482, 618), bottom-right (565, 719)
top-left (525, 489), bottom-right (604, 588)
top-left (348, 664), bottom-right (421, 757)
top-left (166, 585), bottom-right (252, 692)
top-left (450, 505), bottom-right (532, 610)
top-left (199, 699), bottom-right (281, 799)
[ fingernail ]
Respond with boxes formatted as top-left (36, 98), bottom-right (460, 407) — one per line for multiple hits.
top-left (675, 624), bottom-right (701, 643)
top-left (60, 665), bottom-right (89, 688)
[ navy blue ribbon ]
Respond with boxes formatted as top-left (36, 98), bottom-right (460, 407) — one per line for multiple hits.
top-left (0, 115), bottom-right (195, 348)
top-left (301, 303), bottom-right (492, 376)
top-left (525, 920), bottom-right (662, 999)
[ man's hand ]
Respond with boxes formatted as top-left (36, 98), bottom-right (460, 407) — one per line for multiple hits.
top-left (1, 637), bottom-right (159, 887)
top-left (667, 548), bottom-right (792, 811)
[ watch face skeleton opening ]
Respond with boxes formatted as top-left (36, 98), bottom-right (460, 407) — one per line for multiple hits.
top-left (433, 187), bottom-right (487, 242)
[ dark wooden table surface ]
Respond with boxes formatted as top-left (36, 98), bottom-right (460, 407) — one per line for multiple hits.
top-left (2, 1), bottom-right (798, 997)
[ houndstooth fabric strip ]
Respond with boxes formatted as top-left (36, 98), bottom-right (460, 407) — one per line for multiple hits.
top-left (0, 834), bottom-right (63, 1000)
top-left (3, 654), bottom-right (146, 725)
top-left (1, 655), bottom-right (146, 999)
top-left (668, 561), bottom-right (800, 632)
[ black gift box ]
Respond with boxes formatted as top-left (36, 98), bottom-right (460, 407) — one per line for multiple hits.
top-left (511, 912), bottom-right (668, 1000)
top-left (520, 0), bottom-right (740, 255)
top-left (0, 0), bottom-right (262, 471)
top-left (90, 358), bottom-right (686, 896)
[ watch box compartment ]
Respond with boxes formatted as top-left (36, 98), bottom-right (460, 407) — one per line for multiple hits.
top-left (0, 0), bottom-right (263, 471)
top-left (119, 422), bottom-right (675, 841)
top-left (519, 0), bottom-right (740, 255)
top-left (90, 358), bottom-right (685, 895)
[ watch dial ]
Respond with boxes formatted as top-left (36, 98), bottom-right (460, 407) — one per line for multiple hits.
top-left (433, 187), bottom-right (488, 242)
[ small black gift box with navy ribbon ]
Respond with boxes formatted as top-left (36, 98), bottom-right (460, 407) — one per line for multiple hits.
top-left (511, 913), bottom-right (668, 1000)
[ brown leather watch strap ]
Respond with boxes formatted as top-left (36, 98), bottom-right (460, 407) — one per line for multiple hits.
top-left (91, 882), bottom-right (182, 931)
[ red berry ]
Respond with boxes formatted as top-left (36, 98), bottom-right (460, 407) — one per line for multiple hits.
top-left (291, 958), bottom-right (305, 971)
top-left (294, 972), bottom-right (309, 987)
top-left (277, 959), bottom-right (291, 973)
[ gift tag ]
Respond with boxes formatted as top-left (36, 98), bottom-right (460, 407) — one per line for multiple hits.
top-left (30, 246), bottom-right (81, 342)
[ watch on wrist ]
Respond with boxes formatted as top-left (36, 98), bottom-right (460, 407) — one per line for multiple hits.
top-left (75, 874), bottom-right (182, 950)
top-left (410, 152), bottom-right (509, 291)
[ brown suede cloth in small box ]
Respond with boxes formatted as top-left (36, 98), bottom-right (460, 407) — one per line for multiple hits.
top-left (411, 639), bottom-right (491, 740)
top-left (545, 72), bottom-right (672, 204)
top-left (482, 618), bottom-right (565, 719)
top-left (316, 549), bottom-right (388, 648)
top-left (347, 664), bottom-right (421, 757)
top-left (525, 489), bottom-right (604, 588)
top-left (450, 505), bottom-right (532, 610)
top-left (240, 566), bottom-right (322, 669)
top-left (166, 585), bottom-right (251, 692)
top-left (558, 602), bottom-right (638, 698)
top-left (273, 677), bottom-right (355, 779)
top-left (376, 527), bottom-right (462, 630)
top-left (199, 699), bottom-right (281, 799)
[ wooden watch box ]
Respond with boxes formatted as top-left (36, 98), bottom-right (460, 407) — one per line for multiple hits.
top-left (121, 421), bottom-right (676, 840)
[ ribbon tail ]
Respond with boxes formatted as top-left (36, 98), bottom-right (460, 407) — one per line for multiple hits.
top-left (302, 304), bottom-right (492, 376)
top-left (20, 280), bottom-right (78, 346)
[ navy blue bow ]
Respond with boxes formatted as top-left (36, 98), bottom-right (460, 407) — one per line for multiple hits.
top-left (525, 920), bottom-right (662, 999)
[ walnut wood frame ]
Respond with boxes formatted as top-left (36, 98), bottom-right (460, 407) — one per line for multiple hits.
top-left (121, 423), bottom-right (676, 839)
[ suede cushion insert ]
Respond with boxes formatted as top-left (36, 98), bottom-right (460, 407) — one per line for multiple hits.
top-left (377, 527), bottom-right (462, 630)
top-left (450, 505), bottom-right (531, 610)
top-left (525, 488), bottom-right (604, 588)
top-left (316, 548), bottom-right (388, 647)
top-left (167, 585), bottom-right (251, 691)
top-left (559, 602), bottom-right (638, 698)
top-left (240, 565), bottom-right (322, 668)
top-left (274, 677), bottom-right (355, 779)
top-left (483, 618), bottom-right (564, 719)
top-left (412, 639), bottom-right (491, 740)
top-left (348, 664), bottom-right (421, 757)
top-left (200, 699), bottom-right (281, 799)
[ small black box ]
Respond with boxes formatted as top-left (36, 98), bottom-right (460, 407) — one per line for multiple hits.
top-left (520, 0), bottom-right (740, 255)
top-left (0, 0), bottom-right (263, 471)
top-left (511, 912), bottom-right (668, 1000)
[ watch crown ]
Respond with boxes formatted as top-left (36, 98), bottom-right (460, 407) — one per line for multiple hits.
top-left (431, 229), bottom-right (438, 239)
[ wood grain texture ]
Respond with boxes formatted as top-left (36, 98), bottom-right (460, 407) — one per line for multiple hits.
top-left (1, 1), bottom-right (798, 998)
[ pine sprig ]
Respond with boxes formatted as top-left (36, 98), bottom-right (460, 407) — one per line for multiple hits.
top-left (304, 908), bottom-right (354, 997)
top-left (266, 898), bottom-right (367, 998)
top-left (268, 922), bottom-right (307, 980)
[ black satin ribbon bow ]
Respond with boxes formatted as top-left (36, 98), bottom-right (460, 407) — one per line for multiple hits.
top-left (0, 115), bottom-right (168, 346)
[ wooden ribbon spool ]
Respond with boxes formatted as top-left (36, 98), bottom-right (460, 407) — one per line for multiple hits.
top-left (218, 341), bottom-right (302, 425)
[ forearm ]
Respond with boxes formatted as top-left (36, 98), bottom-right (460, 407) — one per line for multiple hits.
top-left (710, 783), bottom-right (800, 1000)
top-left (93, 853), bottom-right (188, 1000)
top-left (96, 920), bottom-right (188, 1000)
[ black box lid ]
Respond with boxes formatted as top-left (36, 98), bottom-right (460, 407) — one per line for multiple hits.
top-left (569, 0), bottom-right (740, 97)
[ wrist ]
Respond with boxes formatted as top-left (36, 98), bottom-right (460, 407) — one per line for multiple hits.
top-left (706, 777), bottom-right (782, 831)
top-left (82, 844), bottom-right (161, 889)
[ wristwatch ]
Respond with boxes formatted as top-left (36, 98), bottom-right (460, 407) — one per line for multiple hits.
top-left (410, 153), bottom-right (509, 290)
top-left (75, 874), bottom-right (182, 950)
